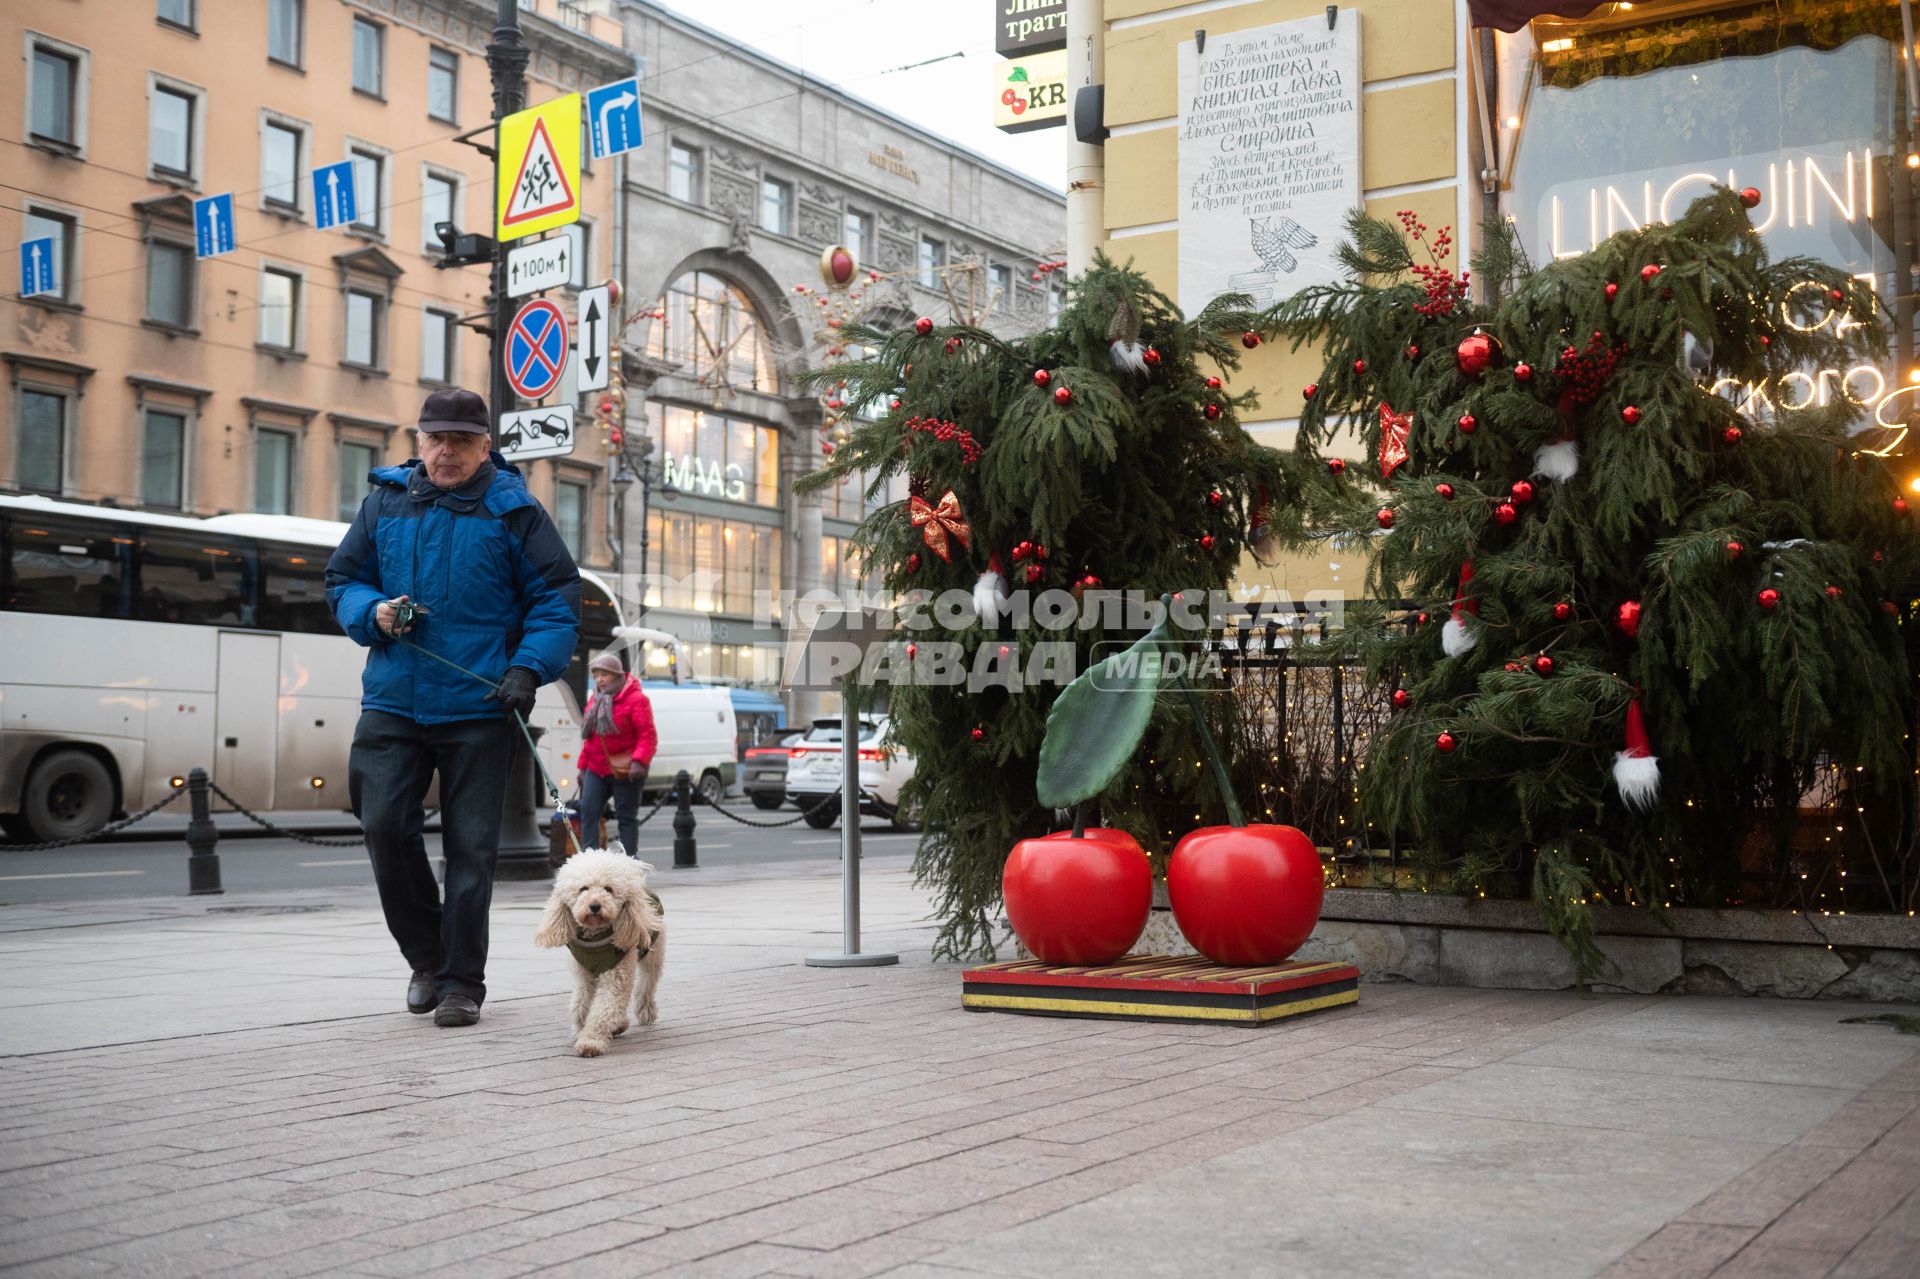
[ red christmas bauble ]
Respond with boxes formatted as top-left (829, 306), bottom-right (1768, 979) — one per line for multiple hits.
top-left (1166, 825), bottom-right (1324, 966)
top-left (914, 316), bottom-right (934, 335)
top-left (1417, 612), bottom-right (1430, 625)
top-left (1511, 480), bottom-right (1535, 504)
top-left (1033, 369), bottom-right (1051, 387)
top-left (1353, 358), bottom-right (1368, 375)
top-left (1207, 489), bottom-right (1223, 507)
top-left (1242, 332), bottom-right (1262, 349)
top-left (1875, 550), bottom-right (1885, 562)
top-left (1391, 688), bottom-right (1411, 709)
top-left (1726, 540), bottom-right (1744, 560)
top-left (1302, 383), bottom-right (1318, 401)
top-left (1883, 600), bottom-right (1900, 616)
top-left (944, 337), bottom-right (962, 354)
top-left (1553, 602), bottom-right (1572, 621)
top-left (889, 397), bottom-right (903, 410)
top-left (1144, 346), bottom-right (1162, 366)
top-left (1514, 362), bottom-right (1534, 382)
top-left (1435, 732), bottom-right (1457, 754)
top-left (1011, 542), bottom-right (1030, 562)
top-left (1740, 186), bottom-right (1763, 208)
top-left (1204, 403), bottom-right (1222, 420)
top-left (1327, 457), bottom-right (1346, 476)
top-left (1206, 375), bottom-right (1223, 390)
top-left (1376, 508), bottom-right (1396, 530)
top-left (1456, 331), bottom-right (1500, 377)
top-left (1406, 344), bottom-right (1421, 361)
top-left (1533, 654), bottom-right (1555, 676)
top-left (1758, 588), bottom-right (1780, 611)
top-left (1003, 829), bottom-right (1152, 966)
top-left (1605, 282), bottom-right (1619, 300)
top-left (1896, 497), bottom-right (1910, 515)
top-left (1200, 534), bottom-right (1216, 551)
top-left (1616, 599), bottom-right (1642, 639)
top-left (1054, 386), bottom-right (1073, 406)
top-left (1830, 288), bottom-right (1846, 303)
top-left (1458, 413), bottom-right (1478, 434)
top-left (1622, 405), bottom-right (1642, 425)
top-left (1723, 426), bottom-right (1743, 444)
top-left (1825, 585), bottom-right (1843, 599)
top-left (1435, 483), bottom-right (1455, 500)
top-left (1761, 335), bottom-right (1772, 347)
top-left (1641, 264), bottom-right (1663, 281)
top-left (970, 726), bottom-right (985, 741)
top-left (906, 553), bottom-right (922, 573)
top-left (1494, 502), bottom-right (1518, 525)
top-left (905, 642), bottom-right (918, 659)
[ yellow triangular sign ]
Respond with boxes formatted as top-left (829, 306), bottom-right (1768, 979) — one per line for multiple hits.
top-left (496, 94), bottom-right (582, 242)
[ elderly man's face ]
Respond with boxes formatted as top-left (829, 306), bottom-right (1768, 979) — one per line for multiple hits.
top-left (418, 429), bottom-right (491, 489)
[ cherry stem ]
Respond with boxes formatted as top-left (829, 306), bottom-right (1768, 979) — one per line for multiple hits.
top-left (1071, 804), bottom-right (1087, 839)
top-left (1177, 672), bottom-right (1246, 828)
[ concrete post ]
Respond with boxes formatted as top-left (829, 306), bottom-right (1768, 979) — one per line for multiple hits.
top-left (184, 768), bottom-right (223, 896)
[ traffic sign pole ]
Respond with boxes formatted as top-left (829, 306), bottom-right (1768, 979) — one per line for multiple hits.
top-left (486, 0), bottom-right (529, 426)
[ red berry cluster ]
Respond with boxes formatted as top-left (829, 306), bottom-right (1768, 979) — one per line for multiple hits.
top-left (1028, 259), bottom-right (1068, 282)
top-left (1397, 211), bottom-right (1467, 318)
top-left (904, 416), bottom-right (982, 465)
top-left (1553, 331), bottom-right (1627, 407)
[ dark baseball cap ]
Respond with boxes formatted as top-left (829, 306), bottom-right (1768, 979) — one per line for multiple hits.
top-left (417, 388), bottom-right (491, 434)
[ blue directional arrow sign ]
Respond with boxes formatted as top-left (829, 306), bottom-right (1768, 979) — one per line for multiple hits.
top-left (312, 160), bottom-right (358, 230)
top-left (19, 236), bottom-right (57, 297)
top-left (193, 192), bottom-right (235, 259)
top-left (586, 77), bottom-right (643, 161)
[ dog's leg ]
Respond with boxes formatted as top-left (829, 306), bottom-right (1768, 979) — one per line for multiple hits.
top-left (570, 965), bottom-right (593, 1033)
top-left (635, 926), bottom-right (665, 1026)
top-left (575, 959), bottom-right (636, 1057)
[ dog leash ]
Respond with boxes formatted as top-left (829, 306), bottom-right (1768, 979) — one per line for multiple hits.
top-left (386, 603), bottom-right (584, 859)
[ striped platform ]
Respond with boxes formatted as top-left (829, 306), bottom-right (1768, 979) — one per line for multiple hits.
top-left (961, 954), bottom-right (1360, 1025)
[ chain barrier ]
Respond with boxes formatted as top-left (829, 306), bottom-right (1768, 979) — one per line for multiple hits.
top-left (691, 788), bottom-right (847, 829)
top-left (0, 785), bottom-right (189, 852)
top-left (203, 781), bottom-right (366, 848)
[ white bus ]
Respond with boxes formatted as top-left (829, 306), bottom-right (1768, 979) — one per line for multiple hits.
top-left (0, 493), bottom-right (622, 842)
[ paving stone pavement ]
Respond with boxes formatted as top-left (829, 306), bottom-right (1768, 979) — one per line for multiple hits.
top-left (1, 854), bottom-right (1917, 1278)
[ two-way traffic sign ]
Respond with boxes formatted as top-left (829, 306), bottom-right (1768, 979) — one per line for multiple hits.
top-left (506, 236), bottom-right (573, 299)
top-left (504, 297), bottom-right (570, 401)
top-left (312, 160), bottom-right (358, 230)
top-left (577, 284), bottom-right (610, 393)
top-left (586, 78), bottom-right (643, 160)
top-left (194, 193), bottom-right (235, 258)
top-left (19, 237), bottom-right (57, 297)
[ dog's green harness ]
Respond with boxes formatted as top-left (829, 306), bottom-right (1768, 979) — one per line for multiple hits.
top-left (566, 890), bottom-right (663, 975)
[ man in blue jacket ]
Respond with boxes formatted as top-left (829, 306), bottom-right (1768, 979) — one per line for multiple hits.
top-left (326, 388), bottom-right (581, 1027)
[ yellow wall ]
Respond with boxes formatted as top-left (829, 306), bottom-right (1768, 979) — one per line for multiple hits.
top-left (1097, 0), bottom-right (1466, 598)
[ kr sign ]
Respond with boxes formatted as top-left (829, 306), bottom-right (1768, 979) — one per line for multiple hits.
top-left (497, 94), bottom-right (581, 243)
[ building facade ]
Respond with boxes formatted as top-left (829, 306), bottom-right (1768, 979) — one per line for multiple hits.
top-left (3, 0), bottom-right (628, 560)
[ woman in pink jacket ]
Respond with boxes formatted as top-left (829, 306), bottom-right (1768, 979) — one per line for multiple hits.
top-left (577, 652), bottom-right (658, 856)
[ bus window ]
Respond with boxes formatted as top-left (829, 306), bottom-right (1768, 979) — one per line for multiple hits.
top-left (137, 533), bottom-right (255, 627)
top-left (258, 542), bottom-right (337, 634)
top-left (562, 577), bottom-right (619, 707)
top-left (1, 515), bottom-right (133, 618)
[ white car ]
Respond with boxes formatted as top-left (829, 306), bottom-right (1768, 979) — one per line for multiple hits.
top-left (784, 715), bottom-right (920, 831)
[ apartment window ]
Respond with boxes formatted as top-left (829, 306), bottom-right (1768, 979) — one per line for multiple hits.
top-left (918, 236), bottom-right (946, 288)
top-left (564, 221), bottom-right (591, 289)
top-left (427, 47), bottom-right (458, 123)
top-left (338, 441), bottom-right (377, 520)
top-left (421, 169), bottom-right (458, 251)
top-left (844, 209), bottom-right (874, 266)
top-left (758, 176), bottom-right (791, 237)
top-left (29, 44), bottom-right (79, 149)
top-left (22, 209), bottom-right (75, 302)
top-left (989, 264), bottom-right (1013, 311)
top-left (255, 429), bottom-right (296, 515)
top-left (146, 239), bottom-right (193, 327)
top-left (142, 409), bottom-right (186, 509)
top-left (348, 146), bottom-right (384, 233)
top-left (150, 83), bottom-right (194, 178)
top-left (261, 120), bottom-right (302, 212)
top-left (554, 479), bottom-right (588, 560)
top-left (157, 0), bottom-right (194, 31)
top-left (344, 289), bottom-right (383, 368)
top-left (259, 266), bottom-right (299, 349)
top-left (16, 389), bottom-right (67, 494)
top-left (351, 18), bottom-right (384, 96)
top-left (1048, 277), bottom-right (1065, 318)
top-left (421, 308), bottom-right (456, 384)
top-left (669, 143), bottom-right (702, 203)
top-left (268, 0), bottom-right (302, 66)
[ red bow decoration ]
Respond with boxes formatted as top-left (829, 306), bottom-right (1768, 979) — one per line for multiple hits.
top-left (1379, 403), bottom-right (1412, 480)
top-left (909, 490), bottom-right (973, 563)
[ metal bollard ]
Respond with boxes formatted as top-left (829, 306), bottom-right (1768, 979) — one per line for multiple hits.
top-left (185, 768), bottom-right (223, 896)
top-left (672, 769), bottom-right (698, 869)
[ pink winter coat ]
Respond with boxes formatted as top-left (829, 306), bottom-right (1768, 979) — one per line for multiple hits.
top-left (578, 674), bottom-right (658, 779)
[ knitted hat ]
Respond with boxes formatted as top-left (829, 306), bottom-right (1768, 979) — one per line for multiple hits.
top-left (589, 651), bottom-right (624, 676)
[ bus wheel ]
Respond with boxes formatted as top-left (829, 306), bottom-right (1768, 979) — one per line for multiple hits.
top-left (697, 771), bottom-right (725, 808)
top-left (22, 751), bottom-right (116, 843)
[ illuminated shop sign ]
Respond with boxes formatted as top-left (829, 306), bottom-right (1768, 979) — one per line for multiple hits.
top-left (660, 453), bottom-right (747, 502)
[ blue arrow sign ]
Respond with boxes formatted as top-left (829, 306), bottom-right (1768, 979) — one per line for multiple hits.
top-left (312, 160), bottom-right (358, 230)
top-left (193, 193), bottom-right (235, 259)
top-left (586, 77), bottom-right (643, 161)
top-left (19, 236), bottom-right (57, 297)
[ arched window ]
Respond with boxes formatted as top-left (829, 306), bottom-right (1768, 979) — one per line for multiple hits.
top-left (645, 270), bottom-right (779, 396)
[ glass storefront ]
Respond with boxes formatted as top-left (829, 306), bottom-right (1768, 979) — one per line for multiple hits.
top-left (1506, 0), bottom-right (1915, 454)
top-left (644, 508), bottom-right (781, 617)
top-left (644, 402), bottom-right (781, 507)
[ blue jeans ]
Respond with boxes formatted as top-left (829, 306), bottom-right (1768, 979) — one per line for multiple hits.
top-left (578, 767), bottom-right (643, 856)
top-left (349, 709), bottom-right (513, 1005)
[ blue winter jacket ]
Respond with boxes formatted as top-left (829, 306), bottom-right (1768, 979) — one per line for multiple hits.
top-left (324, 454), bottom-right (581, 724)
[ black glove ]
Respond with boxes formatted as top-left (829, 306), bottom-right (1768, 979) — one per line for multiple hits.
top-left (488, 666), bottom-right (540, 720)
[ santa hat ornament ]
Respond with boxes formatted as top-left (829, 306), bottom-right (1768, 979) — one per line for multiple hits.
top-left (1247, 484), bottom-right (1281, 566)
top-left (1106, 291), bottom-right (1149, 375)
top-left (974, 551), bottom-right (1011, 629)
top-left (1442, 560), bottom-right (1478, 657)
top-left (1532, 438), bottom-right (1580, 483)
top-left (1612, 696), bottom-right (1661, 811)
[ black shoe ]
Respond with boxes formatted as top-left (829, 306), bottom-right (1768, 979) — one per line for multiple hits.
top-left (433, 994), bottom-right (480, 1027)
top-left (407, 970), bottom-right (436, 1015)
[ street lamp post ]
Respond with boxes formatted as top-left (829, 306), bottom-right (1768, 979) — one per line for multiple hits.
top-left (485, 0), bottom-right (528, 425)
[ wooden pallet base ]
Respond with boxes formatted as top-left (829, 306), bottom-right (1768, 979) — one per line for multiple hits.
top-left (961, 954), bottom-right (1360, 1025)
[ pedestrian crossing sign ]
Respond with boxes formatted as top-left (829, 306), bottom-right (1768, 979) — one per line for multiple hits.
top-left (496, 94), bottom-right (581, 243)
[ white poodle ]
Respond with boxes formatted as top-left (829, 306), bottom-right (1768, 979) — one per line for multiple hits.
top-left (534, 845), bottom-right (666, 1057)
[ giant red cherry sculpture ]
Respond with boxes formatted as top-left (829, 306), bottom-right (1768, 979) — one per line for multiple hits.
top-left (1167, 823), bottom-right (1323, 965)
top-left (1002, 827), bottom-right (1151, 965)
